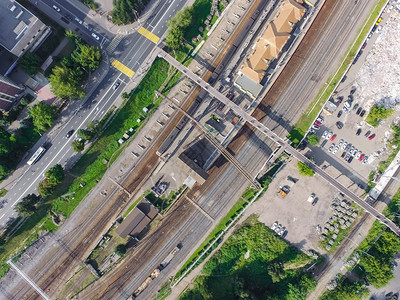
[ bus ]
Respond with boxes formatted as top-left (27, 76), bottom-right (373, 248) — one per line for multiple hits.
top-left (27, 146), bottom-right (46, 165)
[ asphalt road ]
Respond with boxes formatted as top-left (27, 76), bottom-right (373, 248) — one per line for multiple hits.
top-left (0, 0), bottom-right (186, 226)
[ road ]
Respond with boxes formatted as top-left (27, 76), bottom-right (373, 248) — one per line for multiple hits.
top-left (0, 0), bottom-right (187, 225)
top-left (0, 0), bottom-right (391, 299)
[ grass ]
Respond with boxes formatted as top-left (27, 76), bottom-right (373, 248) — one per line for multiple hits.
top-left (0, 189), bottom-right (8, 197)
top-left (123, 195), bottom-right (144, 218)
top-left (178, 216), bottom-right (315, 299)
top-left (184, 0), bottom-right (212, 43)
top-left (288, 0), bottom-right (388, 142)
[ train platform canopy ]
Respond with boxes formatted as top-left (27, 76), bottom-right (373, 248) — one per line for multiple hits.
top-left (116, 199), bottom-right (158, 239)
top-left (234, 0), bottom-right (306, 98)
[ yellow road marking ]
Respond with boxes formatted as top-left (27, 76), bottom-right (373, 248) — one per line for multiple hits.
top-left (110, 57), bottom-right (135, 77)
top-left (138, 27), bottom-right (160, 44)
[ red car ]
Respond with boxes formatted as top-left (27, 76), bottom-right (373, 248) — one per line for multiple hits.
top-left (314, 120), bottom-right (322, 126)
top-left (359, 154), bottom-right (365, 161)
top-left (368, 134), bottom-right (376, 140)
top-left (330, 134), bottom-right (336, 141)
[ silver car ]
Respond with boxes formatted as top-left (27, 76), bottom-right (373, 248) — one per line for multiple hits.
top-left (328, 144), bottom-right (335, 152)
top-left (341, 141), bottom-right (347, 150)
top-left (338, 139), bottom-right (344, 148)
top-left (271, 221), bottom-right (278, 230)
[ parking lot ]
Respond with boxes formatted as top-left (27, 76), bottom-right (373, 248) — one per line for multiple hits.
top-left (242, 158), bottom-right (340, 254)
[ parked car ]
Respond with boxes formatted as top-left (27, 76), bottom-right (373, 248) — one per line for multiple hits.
top-left (337, 110), bottom-right (343, 118)
top-left (359, 154), bottom-right (365, 161)
top-left (341, 151), bottom-right (346, 158)
top-left (91, 33), bottom-right (100, 40)
top-left (341, 75), bottom-right (347, 83)
top-left (311, 124), bottom-right (320, 130)
top-left (322, 130), bottom-right (328, 139)
top-left (353, 103), bottom-right (359, 111)
top-left (365, 130), bottom-right (371, 137)
top-left (345, 143), bottom-right (352, 151)
top-left (330, 134), bottom-right (336, 141)
top-left (275, 224), bottom-right (282, 233)
top-left (361, 41), bottom-right (367, 50)
top-left (279, 226), bottom-right (286, 236)
top-left (344, 101), bottom-right (352, 109)
top-left (356, 107), bottom-right (362, 115)
top-left (341, 141), bottom-right (347, 150)
top-left (328, 144), bottom-right (334, 152)
top-left (333, 146), bottom-right (339, 154)
top-left (307, 193), bottom-right (316, 202)
top-left (337, 96), bottom-right (344, 104)
top-left (75, 17), bottom-right (83, 24)
top-left (356, 151), bottom-right (361, 159)
top-left (271, 221), bottom-right (278, 230)
top-left (356, 128), bottom-right (362, 136)
top-left (314, 120), bottom-right (322, 126)
top-left (338, 139), bottom-right (343, 148)
top-left (316, 116), bottom-right (324, 123)
top-left (52, 5), bottom-right (60, 12)
top-left (336, 121), bottom-right (343, 129)
top-left (363, 156), bottom-right (369, 164)
top-left (327, 132), bottom-right (333, 140)
top-left (350, 87), bottom-right (357, 94)
top-left (345, 154), bottom-right (351, 161)
top-left (312, 198), bottom-right (318, 206)
top-left (281, 230), bottom-right (288, 238)
top-left (368, 134), bottom-right (376, 140)
top-left (348, 156), bottom-right (354, 163)
top-left (360, 109), bottom-right (366, 117)
top-left (321, 140), bottom-right (328, 148)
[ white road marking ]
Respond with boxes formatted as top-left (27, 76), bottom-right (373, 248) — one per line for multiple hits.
top-left (0, 214), bottom-right (4, 220)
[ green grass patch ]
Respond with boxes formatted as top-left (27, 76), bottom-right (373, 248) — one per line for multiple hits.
top-left (288, 0), bottom-right (388, 142)
top-left (123, 196), bottom-right (145, 219)
top-left (179, 216), bottom-right (315, 299)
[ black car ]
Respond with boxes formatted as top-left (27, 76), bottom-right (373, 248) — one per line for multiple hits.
top-left (356, 107), bottom-right (362, 115)
top-left (336, 121), bottom-right (343, 129)
top-left (337, 110), bottom-right (342, 118)
top-left (356, 128), bottom-right (362, 136)
top-left (341, 75), bottom-right (347, 83)
top-left (360, 109), bottom-right (366, 117)
top-left (65, 129), bottom-right (74, 138)
top-left (353, 103), bottom-right (359, 111)
top-left (281, 230), bottom-right (288, 239)
top-left (321, 140), bottom-right (328, 148)
top-left (365, 130), bottom-right (371, 137)
top-left (350, 87), bottom-right (357, 94)
top-left (341, 152), bottom-right (346, 158)
top-left (348, 156), bottom-right (354, 163)
top-left (337, 96), bottom-right (344, 104)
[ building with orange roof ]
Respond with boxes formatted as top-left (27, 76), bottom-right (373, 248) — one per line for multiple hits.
top-left (235, 0), bottom-right (307, 98)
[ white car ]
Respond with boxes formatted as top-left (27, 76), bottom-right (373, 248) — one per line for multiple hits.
top-left (341, 141), bottom-right (347, 150)
top-left (275, 224), bottom-right (282, 233)
top-left (356, 151), bottom-right (361, 159)
top-left (328, 144), bottom-right (335, 152)
top-left (322, 130), bottom-right (328, 139)
top-left (75, 17), bottom-right (83, 24)
top-left (52, 5), bottom-right (60, 12)
top-left (333, 146), bottom-right (339, 154)
top-left (307, 193), bottom-right (316, 203)
top-left (363, 156), bottom-right (369, 164)
top-left (271, 221), bottom-right (278, 230)
top-left (327, 132), bottom-right (333, 140)
top-left (352, 148), bottom-right (358, 156)
top-left (338, 139), bottom-right (344, 148)
top-left (91, 33), bottom-right (100, 41)
top-left (279, 226), bottom-right (286, 236)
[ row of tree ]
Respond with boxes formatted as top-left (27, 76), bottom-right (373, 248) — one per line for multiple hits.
top-left (71, 120), bottom-right (100, 152)
top-left (38, 164), bottom-right (65, 197)
top-left (110, 0), bottom-right (151, 25)
top-left (165, 7), bottom-right (193, 49)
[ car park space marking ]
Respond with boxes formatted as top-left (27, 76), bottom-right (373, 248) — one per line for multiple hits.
top-left (137, 27), bottom-right (160, 44)
top-left (110, 58), bottom-right (135, 77)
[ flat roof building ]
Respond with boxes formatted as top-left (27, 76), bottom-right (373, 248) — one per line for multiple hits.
top-left (0, 0), bottom-right (48, 58)
top-left (235, 0), bottom-right (306, 98)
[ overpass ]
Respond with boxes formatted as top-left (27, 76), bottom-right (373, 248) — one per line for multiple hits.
top-left (156, 48), bottom-right (400, 236)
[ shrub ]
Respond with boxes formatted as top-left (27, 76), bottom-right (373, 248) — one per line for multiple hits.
top-left (297, 161), bottom-right (315, 177)
top-left (307, 134), bottom-right (319, 146)
top-left (365, 106), bottom-right (394, 127)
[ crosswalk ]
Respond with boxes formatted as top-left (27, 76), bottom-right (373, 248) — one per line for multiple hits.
top-left (110, 58), bottom-right (135, 77)
top-left (105, 34), bottom-right (124, 54)
top-left (138, 27), bottom-right (160, 44)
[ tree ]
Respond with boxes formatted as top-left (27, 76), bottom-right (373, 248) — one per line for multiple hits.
top-left (365, 106), bottom-right (394, 127)
top-left (297, 161), bottom-right (315, 177)
top-left (77, 128), bottom-right (94, 140)
top-left (71, 140), bottom-right (85, 152)
top-left (0, 128), bottom-right (13, 155)
top-left (46, 164), bottom-right (64, 185)
top-left (321, 279), bottom-right (368, 300)
top-left (38, 179), bottom-right (54, 197)
top-left (87, 120), bottom-right (100, 135)
top-left (19, 52), bottom-right (43, 75)
top-left (267, 262), bottom-right (285, 283)
top-left (166, 6), bottom-right (193, 49)
top-left (111, 0), bottom-right (136, 25)
top-left (0, 163), bottom-right (10, 179)
top-left (375, 232), bottom-right (400, 255)
top-left (115, 244), bottom-right (127, 256)
top-left (65, 29), bottom-right (81, 45)
top-left (29, 102), bottom-right (57, 132)
top-left (14, 194), bottom-right (41, 216)
top-left (71, 44), bottom-right (102, 70)
top-left (49, 65), bottom-right (85, 99)
top-left (307, 134), bottom-right (319, 146)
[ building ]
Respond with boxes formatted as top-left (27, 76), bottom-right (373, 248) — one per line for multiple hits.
top-left (116, 199), bottom-right (158, 239)
top-left (235, 0), bottom-right (306, 98)
top-left (0, 74), bottom-right (24, 111)
top-left (0, 0), bottom-right (48, 59)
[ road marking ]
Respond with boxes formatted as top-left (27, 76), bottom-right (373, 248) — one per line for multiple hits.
top-left (110, 58), bottom-right (135, 77)
top-left (138, 27), bottom-right (160, 44)
top-left (0, 214), bottom-right (4, 220)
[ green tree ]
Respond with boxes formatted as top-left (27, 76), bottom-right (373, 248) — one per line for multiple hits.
top-left (87, 120), bottom-right (100, 135)
top-left (14, 194), bottom-right (41, 216)
top-left (267, 262), bottom-right (286, 283)
top-left (65, 29), bottom-right (81, 44)
top-left (321, 279), bottom-right (368, 300)
top-left (366, 106), bottom-right (394, 127)
top-left (71, 140), bottom-right (85, 152)
top-left (46, 164), bottom-right (64, 185)
top-left (49, 65), bottom-right (85, 99)
top-left (77, 129), bottom-right (94, 140)
top-left (72, 44), bottom-right (102, 70)
top-left (19, 52), bottom-right (43, 75)
top-left (111, 0), bottom-right (136, 25)
top-left (375, 231), bottom-right (400, 255)
top-left (0, 164), bottom-right (10, 179)
top-left (297, 161), bottom-right (315, 177)
top-left (307, 134), bottom-right (319, 146)
top-left (0, 128), bottom-right (13, 155)
top-left (29, 102), bottom-right (57, 132)
top-left (166, 6), bottom-right (193, 49)
top-left (38, 179), bottom-right (54, 197)
top-left (115, 244), bottom-right (127, 256)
